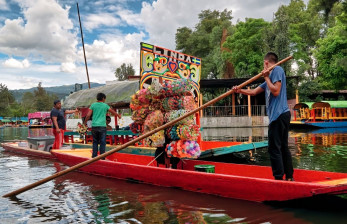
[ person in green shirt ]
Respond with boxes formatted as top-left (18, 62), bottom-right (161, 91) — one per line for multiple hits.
top-left (84, 93), bottom-right (121, 158)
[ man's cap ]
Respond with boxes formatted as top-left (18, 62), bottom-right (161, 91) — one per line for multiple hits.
top-left (54, 100), bottom-right (61, 105)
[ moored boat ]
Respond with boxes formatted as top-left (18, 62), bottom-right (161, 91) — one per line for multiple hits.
top-left (28, 111), bottom-right (52, 128)
top-left (291, 101), bottom-right (347, 128)
top-left (1, 141), bottom-right (56, 159)
top-left (51, 148), bottom-right (347, 202)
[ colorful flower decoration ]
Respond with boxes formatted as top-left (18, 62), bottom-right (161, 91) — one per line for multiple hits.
top-left (166, 125), bottom-right (180, 140)
top-left (132, 107), bottom-right (150, 122)
top-left (183, 95), bottom-right (197, 111)
top-left (176, 124), bottom-right (200, 141)
top-left (166, 140), bottom-right (201, 159)
top-left (148, 80), bottom-right (163, 95)
top-left (129, 122), bottom-right (142, 134)
top-left (164, 110), bottom-right (194, 125)
top-left (144, 110), bottom-right (164, 132)
top-left (160, 79), bottom-right (193, 97)
top-left (138, 88), bottom-right (151, 104)
top-left (145, 130), bottom-right (165, 147)
top-left (76, 123), bottom-right (88, 135)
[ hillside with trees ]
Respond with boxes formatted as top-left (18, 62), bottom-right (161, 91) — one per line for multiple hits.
top-left (0, 82), bottom-right (103, 117)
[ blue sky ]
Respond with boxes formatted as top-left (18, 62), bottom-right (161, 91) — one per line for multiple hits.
top-left (0, 0), bottom-right (307, 90)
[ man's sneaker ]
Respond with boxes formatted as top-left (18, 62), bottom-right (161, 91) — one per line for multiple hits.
top-left (286, 178), bottom-right (294, 181)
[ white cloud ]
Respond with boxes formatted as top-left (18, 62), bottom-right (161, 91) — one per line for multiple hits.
top-left (83, 31), bottom-right (144, 70)
top-left (0, 0), bottom-right (77, 64)
top-left (3, 58), bottom-right (30, 68)
top-left (116, 8), bottom-right (144, 27)
top-left (60, 61), bottom-right (76, 73)
top-left (83, 13), bottom-right (121, 31)
top-left (0, 62), bottom-right (82, 89)
top-left (0, 0), bottom-right (9, 10)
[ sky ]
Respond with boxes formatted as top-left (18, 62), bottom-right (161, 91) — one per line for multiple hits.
top-left (0, 0), bottom-right (308, 90)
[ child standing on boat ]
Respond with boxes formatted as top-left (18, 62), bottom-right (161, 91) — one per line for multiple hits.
top-left (84, 93), bottom-right (121, 158)
top-left (233, 52), bottom-right (294, 181)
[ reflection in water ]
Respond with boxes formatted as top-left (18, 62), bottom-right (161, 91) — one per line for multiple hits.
top-left (0, 127), bottom-right (347, 223)
top-left (202, 127), bottom-right (268, 142)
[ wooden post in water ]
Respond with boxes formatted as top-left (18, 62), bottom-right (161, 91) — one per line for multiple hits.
top-left (2, 56), bottom-right (293, 198)
top-left (232, 92), bottom-right (236, 115)
top-left (247, 87), bottom-right (251, 117)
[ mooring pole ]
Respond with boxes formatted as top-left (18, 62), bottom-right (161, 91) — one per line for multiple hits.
top-left (77, 3), bottom-right (91, 89)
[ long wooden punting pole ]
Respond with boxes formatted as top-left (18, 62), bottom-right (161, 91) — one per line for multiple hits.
top-left (77, 2), bottom-right (91, 89)
top-left (3, 56), bottom-right (293, 198)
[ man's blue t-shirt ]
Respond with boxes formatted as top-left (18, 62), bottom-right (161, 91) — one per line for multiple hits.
top-left (50, 108), bottom-right (66, 129)
top-left (259, 66), bottom-right (289, 124)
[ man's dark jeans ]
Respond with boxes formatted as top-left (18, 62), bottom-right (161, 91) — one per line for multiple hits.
top-left (268, 111), bottom-right (293, 180)
top-left (91, 127), bottom-right (107, 158)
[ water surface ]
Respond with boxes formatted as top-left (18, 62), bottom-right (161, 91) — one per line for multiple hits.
top-left (0, 127), bottom-right (346, 223)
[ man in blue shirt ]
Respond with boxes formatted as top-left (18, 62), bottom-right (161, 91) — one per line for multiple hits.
top-left (50, 100), bottom-right (78, 149)
top-left (233, 52), bottom-right (294, 181)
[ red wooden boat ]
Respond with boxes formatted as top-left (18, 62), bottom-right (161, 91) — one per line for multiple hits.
top-left (1, 142), bottom-right (56, 159)
top-left (51, 149), bottom-right (347, 202)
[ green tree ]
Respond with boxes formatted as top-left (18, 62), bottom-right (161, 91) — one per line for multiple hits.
top-left (314, 11), bottom-right (347, 90)
top-left (34, 82), bottom-right (58, 111)
top-left (175, 9), bottom-right (234, 79)
top-left (0, 83), bottom-right (15, 116)
top-left (114, 63), bottom-right (135, 81)
top-left (222, 18), bottom-right (270, 77)
top-left (8, 102), bottom-right (25, 119)
top-left (289, 0), bottom-right (323, 79)
top-left (21, 92), bottom-right (36, 115)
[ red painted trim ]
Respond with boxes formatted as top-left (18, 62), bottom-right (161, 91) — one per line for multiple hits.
top-left (52, 150), bottom-right (347, 202)
top-left (2, 143), bottom-right (56, 160)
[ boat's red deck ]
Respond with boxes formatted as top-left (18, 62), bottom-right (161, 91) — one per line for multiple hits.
top-left (55, 149), bottom-right (347, 185)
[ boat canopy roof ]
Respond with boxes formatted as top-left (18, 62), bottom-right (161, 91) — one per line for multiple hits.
top-left (63, 81), bottom-right (139, 109)
top-left (312, 102), bottom-right (331, 108)
top-left (28, 112), bottom-right (50, 120)
top-left (311, 101), bottom-right (347, 109)
top-left (322, 100), bottom-right (347, 108)
top-left (293, 102), bottom-right (314, 110)
top-left (294, 101), bottom-right (347, 109)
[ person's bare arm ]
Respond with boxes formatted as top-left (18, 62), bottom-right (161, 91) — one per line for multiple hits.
top-left (65, 108), bottom-right (79, 114)
top-left (83, 109), bottom-right (92, 126)
top-left (264, 77), bottom-right (281, 97)
top-left (109, 108), bottom-right (121, 119)
top-left (232, 86), bottom-right (264, 96)
top-left (52, 116), bottom-right (60, 133)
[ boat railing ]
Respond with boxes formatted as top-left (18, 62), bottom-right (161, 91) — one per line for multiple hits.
top-left (202, 105), bottom-right (267, 117)
top-left (293, 107), bottom-right (347, 121)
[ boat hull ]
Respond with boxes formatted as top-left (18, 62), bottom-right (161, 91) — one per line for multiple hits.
top-left (51, 149), bottom-right (347, 202)
top-left (1, 142), bottom-right (56, 159)
top-left (291, 121), bottom-right (347, 129)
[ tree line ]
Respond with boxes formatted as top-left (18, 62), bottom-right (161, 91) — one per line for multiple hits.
top-left (175, 0), bottom-right (347, 101)
top-left (0, 82), bottom-right (58, 117)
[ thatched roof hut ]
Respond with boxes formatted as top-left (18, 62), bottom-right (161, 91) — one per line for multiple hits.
top-left (63, 80), bottom-right (139, 109)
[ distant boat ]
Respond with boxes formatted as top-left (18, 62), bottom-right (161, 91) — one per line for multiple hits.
top-left (291, 101), bottom-right (347, 128)
top-left (28, 111), bottom-right (52, 129)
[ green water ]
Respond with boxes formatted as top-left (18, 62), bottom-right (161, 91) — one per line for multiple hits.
top-left (0, 127), bottom-right (346, 223)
